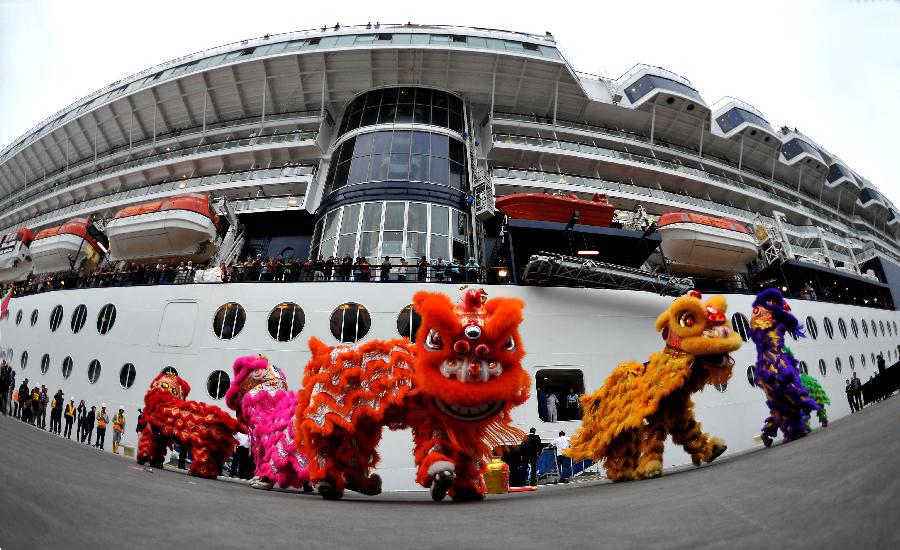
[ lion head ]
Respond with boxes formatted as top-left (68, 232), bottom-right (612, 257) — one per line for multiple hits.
top-left (656, 290), bottom-right (742, 372)
top-left (149, 372), bottom-right (191, 401)
top-left (225, 355), bottom-right (289, 420)
top-left (411, 288), bottom-right (529, 422)
top-left (750, 288), bottom-right (804, 338)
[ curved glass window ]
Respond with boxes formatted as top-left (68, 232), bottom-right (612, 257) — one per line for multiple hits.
top-left (268, 302), bottom-right (305, 342)
top-left (861, 354), bottom-right (866, 368)
top-left (213, 303), bottom-right (246, 340)
top-left (848, 355), bottom-right (855, 372)
top-left (858, 188), bottom-right (882, 206)
top-left (338, 87), bottom-right (464, 136)
top-left (781, 138), bottom-right (822, 162)
top-left (41, 353), bottom-right (50, 374)
top-left (207, 370), bottom-right (231, 400)
top-left (97, 304), bottom-right (116, 334)
top-left (715, 107), bottom-right (774, 135)
top-left (818, 359), bottom-right (827, 377)
top-left (330, 302), bottom-right (371, 343)
top-left (120, 363), bottom-right (136, 389)
top-left (805, 317), bottom-right (818, 340)
top-left (30, 309), bottom-right (38, 326)
top-left (837, 318), bottom-right (847, 339)
top-left (746, 366), bottom-right (756, 388)
top-left (71, 304), bottom-right (88, 333)
top-left (324, 130), bottom-right (467, 196)
top-left (833, 357), bottom-right (840, 375)
top-left (861, 319), bottom-right (869, 338)
top-left (879, 321), bottom-right (885, 336)
top-left (20, 350), bottom-right (28, 370)
top-left (850, 319), bottom-right (859, 338)
top-left (62, 356), bottom-right (73, 379)
top-left (713, 381), bottom-right (727, 393)
top-left (827, 163), bottom-right (854, 184)
top-left (624, 74), bottom-right (703, 104)
top-left (731, 313), bottom-right (750, 342)
top-left (823, 318), bottom-right (834, 339)
top-left (49, 305), bottom-right (64, 332)
top-left (871, 320), bottom-right (878, 337)
top-left (397, 304), bottom-right (422, 343)
top-left (87, 359), bottom-right (101, 384)
top-left (15, 309), bottom-right (22, 325)
top-left (798, 361), bottom-right (808, 375)
top-left (161, 366), bottom-right (178, 377)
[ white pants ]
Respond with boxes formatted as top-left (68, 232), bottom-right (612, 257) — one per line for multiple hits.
top-left (547, 405), bottom-right (557, 422)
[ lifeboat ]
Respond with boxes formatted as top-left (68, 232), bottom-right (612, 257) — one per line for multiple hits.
top-left (30, 219), bottom-right (103, 274)
top-left (0, 228), bottom-right (35, 282)
top-left (104, 193), bottom-right (219, 262)
top-left (495, 192), bottom-right (615, 227)
top-left (657, 212), bottom-right (759, 277)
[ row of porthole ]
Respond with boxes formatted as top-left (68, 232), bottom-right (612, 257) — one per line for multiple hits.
top-left (214, 302), bottom-right (421, 343)
top-left (730, 313), bottom-right (898, 343)
top-left (10, 304), bottom-right (117, 335)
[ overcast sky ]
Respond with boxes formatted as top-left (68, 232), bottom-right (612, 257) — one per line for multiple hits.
top-left (1, 0), bottom-right (898, 204)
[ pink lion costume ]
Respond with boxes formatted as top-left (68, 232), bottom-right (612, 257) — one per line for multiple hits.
top-left (225, 355), bottom-right (310, 490)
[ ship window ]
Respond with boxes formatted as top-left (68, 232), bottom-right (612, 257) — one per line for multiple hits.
top-left (861, 354), bottom-right (866, 368)
top-left (30, 309), bottom-right (38, 326)
top-left (870, 320), bottom-right (877, 337)
top-left (894, 321), bottom-right (897, 335)
top-left (848, 355), bottom-right (855, 372)
top-left (49, 305), bottom-right (64, 332)
top-left (837, 318), bottom-right (847, 339)
top-left (888, 323), bottom-right (894, 337)
top-left (798, 361), bottom-right (808, 375)
top-left (97, 304), bottom-right (117, 334)
top-left (535, 369), bottom-right (585, 421)
top-left (267, 302), bottom-right (305, 342)
top-left (746, 366), bottom-right (756, 387)
top-left (5, 347), bottom-right (11, 363)
top-left (62, 356), bottom-right (73, 379)
top-left (871, 353), bottom-right (876, 367)
top-left (804, 317), bottom-right (818, 339)
top-left (850, 319), bottom-right (859, 338)
top-left (397, 304), bottom-right (422, 342)
top-left (879, 321), bottom-right (885, 336)
top-left (330, 302), bottom-right (371, 343)
top-left (861, 319), bottom-right (869, 338)
top-left (213, 302), bottom-right (246, 339)
top-left (15, 309), bottom-right (22, 325)
top-left (87, 359), bottom-right (102, 384)
top-left (731, 313), bottom-right (751, 342)
top-left (119, 363), bottom-right (136, 389)
top-left (207, 370), bottom-right (230, 400)
top-left (818, 359), bottom-right (827, 377)
top-left (71, 304), bottom-right (88, 333)
top-left (161, 366), bottom-right (178, 377)
top-left (41, 353), bottom-right (50, 374)
top-left (713, 381), bottom-right (728, 393)
top-left (20, 350), bottom-right (28, 370)
top-left (823, 318), bottom-right (834, 339)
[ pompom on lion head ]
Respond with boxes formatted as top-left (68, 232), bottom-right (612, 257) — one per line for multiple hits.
top-left (149, 372), bottom-right (190, 401)
top-left (224, 355), bottom-right (288, 414)
top-left (411, 288), bottom-right (529, 422)
top-left (656, 290), bottom-right (742, 364)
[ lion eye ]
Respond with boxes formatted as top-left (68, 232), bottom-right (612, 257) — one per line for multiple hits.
top-left (752, 306), bottom-right (760, 315)
top-left (502, 336), bottom-right (516, 351)
top-left (677, 312), bottom-right (696, 328)
top-left (425, 329), bottom-right (443, 351)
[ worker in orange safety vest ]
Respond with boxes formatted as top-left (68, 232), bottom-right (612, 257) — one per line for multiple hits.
top-left (95, 405), bottom-right (109, 450)
top-left (112, 407), bottom-right (126, 454)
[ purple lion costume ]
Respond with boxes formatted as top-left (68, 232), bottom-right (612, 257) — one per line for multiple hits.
top-left (225, 355), bottom-right (310, 490)
top-left (749, 288), bottom-right (820, 446)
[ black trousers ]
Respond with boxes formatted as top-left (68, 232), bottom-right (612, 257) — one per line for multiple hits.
top-left (847, 395), bottom-right (856, 412)
top-left (96, 427), bottom-right (106, 448)
top-left (525, 456), bottom-right (538, 486)
top-left (64, 417), bottom-right (74, 438)
top-left (178, 445), bottom-right (189, 469)
top-left (230, 446), bottom-right (250, 478)
top-left (83, 424), bottom-right (94, 445)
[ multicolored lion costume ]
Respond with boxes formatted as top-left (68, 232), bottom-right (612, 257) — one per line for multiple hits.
top-left (749, 288), bottom-right (820, 446)
top-left (295, 288), bottom-right (529, 501)
top-left (225, 355), bottom-right (310, 490)
top-left (566, 291), bottom-right (742, 481)
top-left (136, 372), bottom-right (242, 479)
top-left (799, 372), bottom-right (830, 428)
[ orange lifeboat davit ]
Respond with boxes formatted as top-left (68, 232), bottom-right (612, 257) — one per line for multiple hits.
top-left (495, 192), bottom-right (616, 227)
top-left (0, 228), bottom-right (35, 282)
top-left (104, 193), bottom-right (219, 262)
top-left (657, 212), bottom-right (759, 277)
top-left (30, 219), bottom-right (103, 274)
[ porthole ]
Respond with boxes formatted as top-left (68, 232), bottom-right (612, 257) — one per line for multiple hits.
top-left (207, 370), bottom-right (230, 399)
top-left (870, 320), bottom-right (877, 337)
top-left (849, 355), bottom-right (855, 372)
top-left (267, 302), bottom-right (305, 342)
top-left (887, 323), bottom-right (893, 337)
top-left (97, 303), bottom-right (116, 334)
top-left (879, 321), bottom-right (885, 336)
top-left (397, 304), bottom-right (422, 343)
top-left (746, 365), bottom-right (756, 388)
top-left (798, 361), bottom-right (808, 375)
top-left (161, 366), bottom-right (178, 377)
top-left (893, 321), bottom-right (897, 335)
top-left (731, 313), bottom-right (750, 342)
top-left (860, 354), bottom-right (866, 368)
top-left (40, 353), bottom-right (50, 374)
top-left (213, 302), bottom-right (246, 339)
top-left (818, 359), bottom-right (827, 377)
top-left (833, 357), bottom-right (840, 375)
top-left (850, 319), bottom-right (859, 338)
top-left (30, 309), bottom-right (38, 326)
top-left (837, 318), bottom-right (847, 339)
top-left (871, 353), bottom-right (876, 367)
top-left (20, 350), bottom-right (28, 370)
top-left (330, 302), bottom-right (372, 343)
top-left (823, 318), bottom-right (834, 339)
top-left (87, 359), bottom-right (102, 384)
top-left (119, 363), bottom-right (136, 389)
top-left (805, 317), bottom-right (818, 340)
top-left (62, 356), bottom-right (73, 379)
top-left (5, 348), bottom-right (11, 364)
top-left (713, 381), bottom-right (728, 393)
top-left (49, 305), bottom-right (64, 332)
top-left (861, 320), bottom-right (869, 338)
top-left (15, 309), bottom-right (22, 325)
top-left (71, 304), bottom-right (88, 333)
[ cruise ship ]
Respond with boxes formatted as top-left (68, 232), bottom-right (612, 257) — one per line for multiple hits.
top-left (2, 23), bottom-right (899, 490)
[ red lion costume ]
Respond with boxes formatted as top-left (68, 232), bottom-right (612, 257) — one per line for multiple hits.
top-left (137, 372), bottom-right (243, 479)
top-left (296, 288), bottom-right (529, 501)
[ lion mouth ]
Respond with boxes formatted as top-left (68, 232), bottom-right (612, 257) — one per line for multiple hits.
top-left (697, 354), bottom-right (731, 369)
top-left (702, 325), bottom-right (731, 339)
top-left (433, 398), bottom-right (505, 421)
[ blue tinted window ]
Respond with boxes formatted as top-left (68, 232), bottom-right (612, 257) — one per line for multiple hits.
top-left (337, 87), bottom-right (464, 136)
top-left (781, 138), bottom-right (821, 162)
top-left (827, 163), bottom-right (852, 184)
top-left (858, 188), bottom-right (881, 205)
top-left (715, 107), bottom-right (774, 134)
top-left (624, 74), bottom-right (703, 104)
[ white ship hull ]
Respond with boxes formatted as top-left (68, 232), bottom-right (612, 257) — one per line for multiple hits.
top-left (1, 282), bottom-right (895, 490)
top-left (659, 222), bottom-right (759, 276)
top-left (105, 210), bottom-right (217, 263)
top-left (29, 234), bottom-right (99, 274)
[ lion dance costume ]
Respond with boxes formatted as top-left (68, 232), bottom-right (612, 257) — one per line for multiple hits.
top-left (295, 288), bottom-right (530, 501)
top-left (137, 372), bottom-right (242, 479)
top-left (749, 288), bottom-right (820, 446)
top-left (800, 372), bottom-right (830, 428)
top-left (566, 291), bottom-right (742, 482)
top-left (225, 355), bottom-right (310, 490)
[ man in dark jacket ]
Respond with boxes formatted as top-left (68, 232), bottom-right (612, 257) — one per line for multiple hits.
top-left (16, 378), bottom-right (29, 421)
top-left (83, 406), bottom-right (96, 445)
top-left (845, 379), bottom-right (856, 413)
top-left (0, 362), bottom-right (11, 415)
top-left (50, 390), bottom-right (64, 434)
top-left (851, 373), bottom-right (863, 409)
top-left (520, 427), bottom-right (544, 486)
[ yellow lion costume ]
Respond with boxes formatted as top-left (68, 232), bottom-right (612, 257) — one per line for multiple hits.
top-left (566, 291), bottom-right (742, 482)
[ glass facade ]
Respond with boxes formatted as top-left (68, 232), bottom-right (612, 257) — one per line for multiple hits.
top-left (858, 188), bottom-right (882, 206)
top-left (338, 87), bottom-right (464, 135)
top-left (780, 138), bottom-right (821, 162)
top-left (323, 130), bottom-right (467, 196)
top-left (827, 163), bottom-right (854, 184)
top-left (624, 74), bottom-right (703, 104)
top-left (313, 200), bottom-right (468, 262)
top-left (715, 107), bottom-right (774, 134)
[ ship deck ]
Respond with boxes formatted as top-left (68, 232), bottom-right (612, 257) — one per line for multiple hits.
top-left (1, 397), bottom-right (897, 549)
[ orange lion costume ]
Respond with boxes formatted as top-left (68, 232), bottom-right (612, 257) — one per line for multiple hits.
top-left (566, 291), bottom-right (742, 482)
top-left (137, 372), bottom-right (243, 479)
top-left (295, 288), bottom-right (529, 501)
